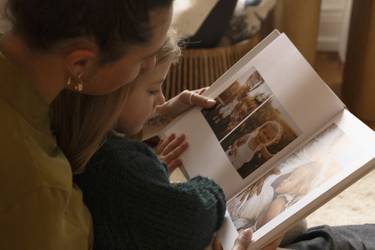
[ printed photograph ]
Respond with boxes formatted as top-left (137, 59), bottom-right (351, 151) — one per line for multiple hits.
top-left (221, 97), bottom-right (300, 179)
top-left (202, 68), bottom-right (271, 140)
top-left (227, 124), bottom-right (351, 232)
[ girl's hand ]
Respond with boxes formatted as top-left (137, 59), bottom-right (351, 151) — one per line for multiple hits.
top-left (158, 88), bottom-right (216, 119)
top-left (232, 229), bottom-right (253, 250)
top-left (142, 88), bottom-right (216, 139)
top-left (154, 134), bottom-right (188, 174)
top-left (212, 229), bottom-right (282, 250)
top-left (211, 229), bottom-right (252, 250)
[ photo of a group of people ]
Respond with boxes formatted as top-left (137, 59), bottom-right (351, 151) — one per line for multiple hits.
top-left (202, 68), bottom-right (300, 179)
top-left (202, 69), bottom-right (271, 140)
top-left (227, 124), bottom-right (349, 232)
top-left (221, 98), bottom-right (299, 178)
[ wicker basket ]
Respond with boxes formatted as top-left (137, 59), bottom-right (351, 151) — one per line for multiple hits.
top-left (163, 34), bottom-right (261, 99)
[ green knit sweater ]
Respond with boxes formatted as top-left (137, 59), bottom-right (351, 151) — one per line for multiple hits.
top-left (75, 135), bottom-right (226, 250)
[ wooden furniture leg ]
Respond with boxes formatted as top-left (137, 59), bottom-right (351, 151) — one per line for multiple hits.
top-left (274, 0), bottom-right (322, 65)
top-left (342, 0), bottom-right (375, 122)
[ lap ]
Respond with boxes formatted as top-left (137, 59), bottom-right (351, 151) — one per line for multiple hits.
top-left (282, 224), bottom-right (375, 250)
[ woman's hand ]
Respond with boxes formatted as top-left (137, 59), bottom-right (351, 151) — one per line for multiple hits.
top-left (154, 134), bottom-right (188, 174)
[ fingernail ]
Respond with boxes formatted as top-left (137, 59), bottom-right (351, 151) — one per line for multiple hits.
top-left (239, 228), bottom-right (252, 241)
top-left (206, 99), bottom-right (216, 105)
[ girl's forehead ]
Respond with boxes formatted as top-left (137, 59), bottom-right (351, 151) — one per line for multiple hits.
top-left (137, 60), bottom-right (171, 83)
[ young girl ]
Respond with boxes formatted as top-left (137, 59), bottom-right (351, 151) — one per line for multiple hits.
top-left (226, 121), bottom-right (282, 170)
top-left (52, 36), bottom-right (226, 249)
top-left (0, 1), bottom-right (173, 249)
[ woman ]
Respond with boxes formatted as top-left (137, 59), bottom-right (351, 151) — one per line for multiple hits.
top-left (0, 1), bottom-right (173, 249)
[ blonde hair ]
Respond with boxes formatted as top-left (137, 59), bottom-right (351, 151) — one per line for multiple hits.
top-left (158, 29), bottom-right (181, 63)
top-left (50, 33), bottom-right (180, 173)
top-left (257, 120), bottom-right (283, 146)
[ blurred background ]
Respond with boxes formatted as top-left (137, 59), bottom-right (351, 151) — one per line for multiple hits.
top-left (171, 0), bottom-right (375, 125)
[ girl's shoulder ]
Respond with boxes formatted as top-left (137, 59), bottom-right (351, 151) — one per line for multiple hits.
top-left (98, 133), bottom-right (157, 160)
top-left (81, 134), bottom-right (164, 178)
top-left (75, 134), bottom-right (169, 192)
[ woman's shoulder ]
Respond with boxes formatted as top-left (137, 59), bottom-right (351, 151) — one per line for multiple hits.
top-left (0, 99), bottom-right (75, 209)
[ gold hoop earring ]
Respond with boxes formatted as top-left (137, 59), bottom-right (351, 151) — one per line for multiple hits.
top-left (73, 74), bottom-right (84, 92)
top-left (66, 77), bottom-right (72, 86)
top-left (66, 74), bottom-right (84, 92)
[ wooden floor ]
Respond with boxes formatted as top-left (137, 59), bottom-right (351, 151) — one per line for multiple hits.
top-left (314, 52), bottom-right (375, 129)
top-left (307, 52), bottom-right (375, 227)
top-left (314, 51), bottom-right (344, 97)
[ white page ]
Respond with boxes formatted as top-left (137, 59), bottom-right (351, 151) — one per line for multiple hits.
top-left (220, 109), bottom-right (375, 249)
top-left (162, 33), bottom-right (345, 198)
top-left (202, 30), bottom-right (281, 98)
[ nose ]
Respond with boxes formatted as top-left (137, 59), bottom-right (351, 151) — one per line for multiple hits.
top-left (153, 93), bottom-right (166, 113)
top-left (142, 56), bottom-right (157, 71)
top-left (156, 93), bottom-right (166, 106)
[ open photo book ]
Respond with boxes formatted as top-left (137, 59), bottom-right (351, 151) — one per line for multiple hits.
top-left (159, 30), bottom-right (375, 249)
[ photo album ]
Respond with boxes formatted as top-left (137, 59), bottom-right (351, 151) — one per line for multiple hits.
top-left (158, 30), bottom-right (375, 249)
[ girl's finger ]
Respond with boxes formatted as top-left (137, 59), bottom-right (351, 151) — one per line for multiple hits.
top-left (162, 134), bottom-right (186, 155)
top-left (163, 142), bottom-right (188, 163)
top-left (155, 134), bottom-right (175, 154)
top-left (166, 159), bottom-right (182, 174)
top-left (180, 90), bottom-right (216, 108)
top-left (195, 87), bottom-right (209, 95)
top-left (232, 229), bottom-right (253, 250)
top-left (190, 93), bottom-right (216, 108)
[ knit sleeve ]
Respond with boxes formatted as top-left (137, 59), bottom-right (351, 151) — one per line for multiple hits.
top-left (126, 154), bottom-right (226, 250)
top-left (77, 139), bottom-right (226, 250)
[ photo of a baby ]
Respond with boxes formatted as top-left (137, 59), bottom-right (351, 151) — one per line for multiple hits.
top-left (227, 124), bottom-right (347, 232)
top-left (221, 97), bottom-right (299, 178)
top-left (202, 68), bottom-right (271, 140)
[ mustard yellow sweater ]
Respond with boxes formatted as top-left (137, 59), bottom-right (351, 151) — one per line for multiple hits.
top-left (0, 54), bottom-right (92, 249)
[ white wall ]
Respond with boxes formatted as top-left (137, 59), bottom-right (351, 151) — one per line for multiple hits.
top-left (318, 0), bottom-right (353, 62)
top-left (338, 0), bottom-right (353, 62)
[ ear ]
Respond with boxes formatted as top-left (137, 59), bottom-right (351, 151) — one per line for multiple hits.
top-left (64, 49), bottom-right (97, 77)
